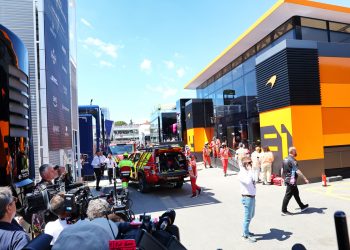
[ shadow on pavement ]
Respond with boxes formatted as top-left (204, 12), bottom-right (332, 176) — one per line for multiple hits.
top-left (255, 228), bottom-right (293, 241)
top-left (127, 182), bottom-right (221, 214)
top-left (295, 207), bottom-right (328, 215)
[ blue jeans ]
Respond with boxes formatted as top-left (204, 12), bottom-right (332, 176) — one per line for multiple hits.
top-left (241, 196), bottom-right (255, 237)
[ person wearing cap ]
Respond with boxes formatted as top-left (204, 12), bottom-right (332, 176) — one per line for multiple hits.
top-left (220, 142), bottom-right (232, 177)
top-left (202, 142), bottom-right (212, 168)
top-left (238, 156), bottom-right (257, 243)
top-left (188, 155), bottom-right (202, 198)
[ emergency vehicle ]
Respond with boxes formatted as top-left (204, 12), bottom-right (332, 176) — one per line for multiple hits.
top-left (108, 142), bottom-right (136, 162)
top-left (128, 145), bottom-right (189, 193)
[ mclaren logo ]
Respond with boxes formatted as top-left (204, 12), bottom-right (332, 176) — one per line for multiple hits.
top-left (266, 75), bottom-right (277, 88)
top-left (187, 113), bottom-right (191, 119)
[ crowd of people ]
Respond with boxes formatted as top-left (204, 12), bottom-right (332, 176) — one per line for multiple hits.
top-left (0, 138), bottom-right (312, 249)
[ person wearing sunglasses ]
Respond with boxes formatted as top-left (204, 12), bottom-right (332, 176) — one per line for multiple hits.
top-left (0, 186), bottom-right (29, 250)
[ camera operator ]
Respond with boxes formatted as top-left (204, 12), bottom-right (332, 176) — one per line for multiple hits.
top-left (0, 187), bottom-right (30, 250)
top-left (52, 198), bottom-right (119, 250)
top-left (36, 164), bottom-right (57, 188)
top-left (44, 193), bottom-right (72, 245)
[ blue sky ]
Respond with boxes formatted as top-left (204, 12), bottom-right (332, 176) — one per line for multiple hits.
top-left (76, 0), bottom-right (350, 123)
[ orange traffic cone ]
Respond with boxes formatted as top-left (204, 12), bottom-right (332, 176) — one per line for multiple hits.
top-left (322, 174), bottom-right (327, 187)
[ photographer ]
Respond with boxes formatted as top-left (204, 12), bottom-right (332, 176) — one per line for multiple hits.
top-left (0, 187), bottom-right (30, 250)
top-left (44, 193), bottom-right (72, 245)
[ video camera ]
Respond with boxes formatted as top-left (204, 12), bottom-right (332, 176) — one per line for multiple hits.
top-left (64, 186), bottom-right (92, 220)
top-left (116, 209), bottom-right (185, 250)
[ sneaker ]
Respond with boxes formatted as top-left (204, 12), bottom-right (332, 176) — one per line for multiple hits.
top-left (281, 211), bottom-right (293, 216)
top-left (210, 166), bottom-right (213, 168)
top-left (300, 204), bottom-right (309, 212)
top-left (224, 173), bottom-right (227, 177)
top-left (190, 194), bottom-right (197, 198)
top-left (198, 188), bottom-right (202, 195)
top-left (242, 232), bottom-right (254, 237)
top-left (242, 235), bottom-right (257, 243)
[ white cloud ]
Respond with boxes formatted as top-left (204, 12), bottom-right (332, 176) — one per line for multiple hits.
top-left (81, 18), bottom-right (93, 29)
top-left (83, 37), bottom-right (121, 58)
top-left (99, 60), bottom-right (115, 68)
top-left (176, 67), bottom-right (185, 78)
top-left (146, 84), bottom-right (178, 99)
top-left (163, 60), bottom-right (175, 69)
top-left (140, 59), bottom-right (152, 72)
top-left (174, 52), bottom-right (183, 58)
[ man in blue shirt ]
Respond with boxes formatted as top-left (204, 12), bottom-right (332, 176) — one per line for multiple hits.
top-left (0, 186), bottom-right (29, 250)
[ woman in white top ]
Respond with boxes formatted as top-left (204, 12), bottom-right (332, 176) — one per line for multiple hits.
top-left (260, 146), bottom-right (274, 185)
top-left (251, 147), bottom-right (261, 183)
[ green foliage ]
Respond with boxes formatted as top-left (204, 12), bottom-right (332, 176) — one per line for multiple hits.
top-left (115, 121), bottom-right (127, 126)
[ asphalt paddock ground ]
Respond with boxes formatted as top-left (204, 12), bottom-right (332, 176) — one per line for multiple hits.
top-left (88, 165), bottom-right (350, 250)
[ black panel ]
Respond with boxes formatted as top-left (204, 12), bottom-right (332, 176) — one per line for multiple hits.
top-left (185, 99), bottom-right (213, 129)
top-left (256, 48), bottom-right (320, 112)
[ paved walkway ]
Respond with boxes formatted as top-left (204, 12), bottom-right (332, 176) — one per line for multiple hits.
top-left (87, 164), bottom-right (350, 250)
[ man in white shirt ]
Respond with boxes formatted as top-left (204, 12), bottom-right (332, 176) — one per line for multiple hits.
top-left (91, 151), bottom-right (106, 191)
top-left (238, 156), bottom-right (257, 243)
top-left (105, 153), bottom-right (117, 184)
top-left (44, 193), bottom-right (71, 245)
top-left (235, 143), bottom-right (249, 168)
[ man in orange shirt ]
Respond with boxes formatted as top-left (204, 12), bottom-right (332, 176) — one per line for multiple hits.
top-left (188, 155), bottom-right (202, 198)
top-left (220, 142), bottom-right (232, 177)
top-left (202, 142), bottom-right (212, 168)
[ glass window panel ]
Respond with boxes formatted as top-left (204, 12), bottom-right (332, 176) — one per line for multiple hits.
top-left (301, 27), bottom-right (328, 42)
top-left (273, 18), bottom-right (294, 40)
top-left (330, 31), bottom-right (350, 43)
top-left (243, 56), bottom-right (256, 74)
top-left (301, 17), bottom-right (327, 29)
top-left (232, 77), bottom-right (245, 98)
top-left (216, 89), bottom-right (224, 106)
top-left (329, 22), bottom-right (350, 33)
top-left (231, 64), bottom-right (243, 81)
top-left (196, 88), bottom-right (202, 98)
top-left (222, 71), bottom-right (232, 86)
top-left (271, 29), bottom-right (295, 46)
top-left (244, 71), bottom-right (258, 118)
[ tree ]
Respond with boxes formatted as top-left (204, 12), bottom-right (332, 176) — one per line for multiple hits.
top-left (115, 121), bottom-right (127, 126)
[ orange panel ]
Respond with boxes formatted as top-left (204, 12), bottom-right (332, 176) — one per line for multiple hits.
top-left (319, 57), bottom-right (350, 84)
top-left (322, 108), bottom-right (350, 134)
top-left (324, 133), bottom-right (350, 147)
top-left (291, 106), bottom-right (324, 160)
top-left (321, 83), bottom-right (350, 107)
top-left (286, 0), bottom-right (350, 14)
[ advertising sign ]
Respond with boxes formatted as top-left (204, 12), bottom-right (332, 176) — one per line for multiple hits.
top-left (44, 0), bottom-right (71, 150)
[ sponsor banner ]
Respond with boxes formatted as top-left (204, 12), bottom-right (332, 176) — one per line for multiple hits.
top-left (44, 0), bottom-right (72, 150)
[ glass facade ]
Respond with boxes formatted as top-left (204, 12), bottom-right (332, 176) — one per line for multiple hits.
top-left (195, 16), bottom-right (350, 150)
